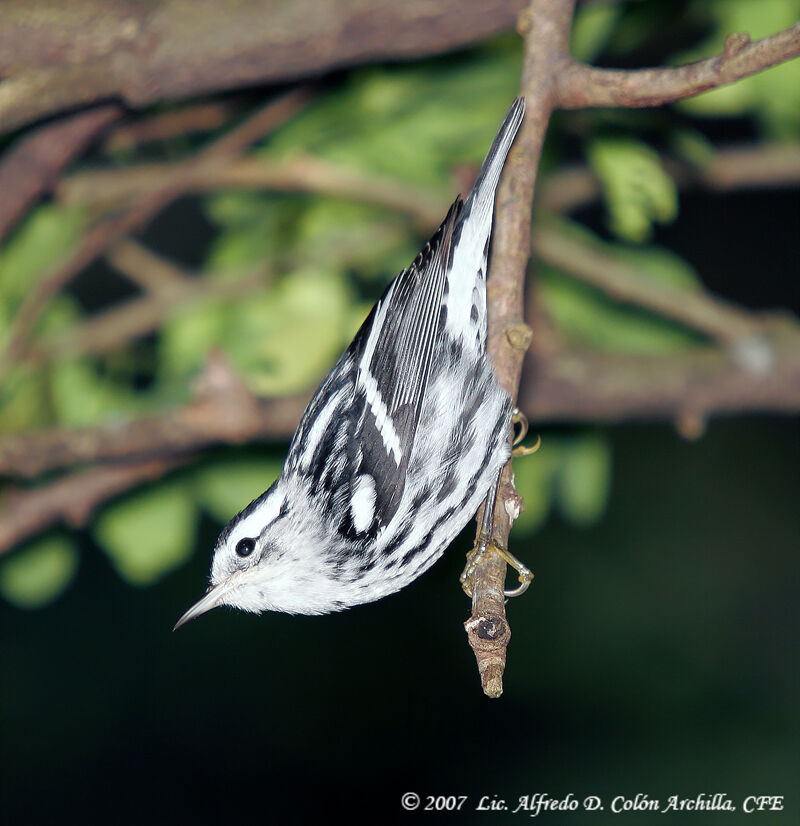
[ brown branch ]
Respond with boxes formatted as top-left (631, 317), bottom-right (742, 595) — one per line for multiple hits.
top-left (3, 313), bottom-right (799, 479)
top-left (57, 155), bottom-right (447, 230)
top-left (57, 142), bottom-right (798, 358)
top-left (556, 24), bottom-right (800, 109)
top-left (464, 0), bottom-right (576, 698)
top-left (538, 144), bottom-right (800, 214)
top-left (533, 222), bottom-right (763, 345)
top-left (0, 353), bottom-right (308, 480)
top-left (2, 318), bottom-right (799, 549)
top-left (0, 0), bottom-right (527, 135)
top-left (0, 88), bottom-right (311, 382)
top-left (59, 141), bottom-right (800, 226)
top-left (107, 238), bottom-right (193, 293)
top-left (104, 100), bottom-right (240, 152)
top-left (0, 103), bottom-right (122, 242)
top-left (522, 316), bottom-right (800, 425)
top-left (0, 457), bottom-right (188, 557)
top-left (28, 266), bottom-right (272, 366)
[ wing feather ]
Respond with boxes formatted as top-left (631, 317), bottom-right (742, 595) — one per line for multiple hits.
top-left (350, 198), bottom-right (462, 532)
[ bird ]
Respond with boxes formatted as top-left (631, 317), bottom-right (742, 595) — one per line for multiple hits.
top-left (175, 97), bottom-right (526, 628)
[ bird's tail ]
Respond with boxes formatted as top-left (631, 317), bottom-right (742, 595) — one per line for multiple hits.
top-left (445, 98), bottom-right (524, 345)
top-left (463, 97), bottom-right (525, 227)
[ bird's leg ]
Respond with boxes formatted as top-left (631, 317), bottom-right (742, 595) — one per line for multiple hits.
top-left (460, 479), bottom-right (498, 597)
top-left (461, 408), bottom-right (537, 598)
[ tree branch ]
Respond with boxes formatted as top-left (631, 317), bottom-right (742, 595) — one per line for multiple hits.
top-left (57, 154), bottom-right (446, 230)
top-left (0, 456), bottom-right (188, 557)
top-left (0, 0), bottom-right (527, 135)
top-left (464, 0), bottom-right (576, 698)
top-left (538, 144), bottom-right (800, 214)
top-left (522, 316), bottom-right (800, 425)
top-left (0, 89), bottom-right (311, 382)
top-left (556, 25), bottom-right (800, 109)
top-left (0, 103), bottom-right (122, 242)
top-left (0, 353), bottom-right (308, 480)
top-left (533, 222), bottom-right (764, 346)
top-left (2, 318), bottom-right (799, 549)
top-left (103, 100), bottom-right (240, 153)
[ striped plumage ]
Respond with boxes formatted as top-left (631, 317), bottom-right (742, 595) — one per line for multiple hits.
top-left (176, 98), bottom-right (524, 624)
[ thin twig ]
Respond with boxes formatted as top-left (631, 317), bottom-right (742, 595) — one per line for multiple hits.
top-left (0, 103), bottom-right (122, 242)
top-left (0, 457), bottom-right (189, 556)
top-left (57, 154), bottom-right (446, 230)
top-left (29, 266), bottom-right (272, 365)
top-left (465, 0), bottom-right (577, 698)
top-left (104, 100), bottom-right (240, 152)
top-left (538, 144), bottom-right (800, 213)
top-left (533, 222), bottom-right (762, 344)
top-left (522, 315), bottom-right (800, 425)
top-left (556, 24), bottom-right (800, 109)
top-left (60, 142), bottom-right (800, 227)
top-left (107, 238), bottom-right (194, 294)
top-left (0, 88), bottom-right (311, 383)
top-left (0, 353), bottom-right (307, 479)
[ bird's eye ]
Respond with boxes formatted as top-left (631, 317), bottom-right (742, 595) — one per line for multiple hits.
top-left (235, 537), bottom-right (256, 557)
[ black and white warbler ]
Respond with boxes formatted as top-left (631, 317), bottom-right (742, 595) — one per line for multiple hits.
top-left (175, 98), bottom-right (525, 626)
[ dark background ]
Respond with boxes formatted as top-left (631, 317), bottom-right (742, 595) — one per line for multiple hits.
top-left (2, 187), bottom-right (798, 824)
top-left (2, 418), bottom-right (797, 824)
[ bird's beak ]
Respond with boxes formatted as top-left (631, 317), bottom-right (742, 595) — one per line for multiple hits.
top-left (173, 576), bottom-right (238, 631)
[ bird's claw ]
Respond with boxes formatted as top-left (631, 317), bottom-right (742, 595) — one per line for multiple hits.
top-left (460, 539), bottom-right (533, 599)
top-left (511, 408), bottom-right (541, 457)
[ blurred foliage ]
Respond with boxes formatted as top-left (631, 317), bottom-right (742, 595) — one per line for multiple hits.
top-left (538, 218), bottom-right (703, 353)
top-left (588, 137), bottom-right (678, 241)
top-left (93, 481), bottom-right (197, 585)
top-left (676, 0), bottom-right (800, 138)
top-left (191, 455), bottom-right (282, 524)
top-left (513, 432), bottom-right (613, 535)
top-left (0, 534), bottom-right (79, 609)
top-left (1, 0), bottom-right (798, 608)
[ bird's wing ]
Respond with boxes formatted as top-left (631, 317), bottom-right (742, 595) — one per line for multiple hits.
top-left (342, 198), bottom-right (462, 536)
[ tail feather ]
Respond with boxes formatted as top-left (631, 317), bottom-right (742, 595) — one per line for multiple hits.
top-left (463, 97), bottom-right (525, 223)
top-left (444, 98), bottom-right (525, 346)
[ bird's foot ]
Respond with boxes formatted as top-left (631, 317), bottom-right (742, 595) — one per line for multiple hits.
top-left (460, 538), bottom-right (533, 599)
top-left (511, 407), bottom-right (541, 457)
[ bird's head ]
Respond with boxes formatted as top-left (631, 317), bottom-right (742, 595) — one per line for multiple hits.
top-left (174, 478), bottom-right (349, 628)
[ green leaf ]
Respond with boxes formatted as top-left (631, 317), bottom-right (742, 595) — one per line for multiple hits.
top-left (0, 205), bottom-right (86, 333)
top-left (535, 218), bottom-right (702, 353)
top-left (571, 2), bottom-right (623, 62)
top-left (264, 44), bottom-right (522, 186)
top-left (677, 0), bottom-right (800, 137)
top-left (51, 357), bottom-right (139, 427)
top-left (539, 268), bottom-right (700, 354)
top-left (94, 482), bottom-right (197, 585)
top-left (224, 268), bottom-right (353, 395)
top-left (160, 302), bottom-right (228, 381)
top-left (294, 198), bottom-right (419, 277)
top-left (0, 368), bottom-right (51, 432)
top-left (206, 194), bottom-right (306, 271)
top-left (512, 442), bottom-right (560, 535)
top-left (192, 457), bottom-right (283, 524)
top-left (0, 535), bottom-right (79, 609)
top-left (0, 205), bottom-right (87, 301)
top-left (556, 434), bottom-right (612, 526)
top-left (588, 137), bottom-right (678, 242)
